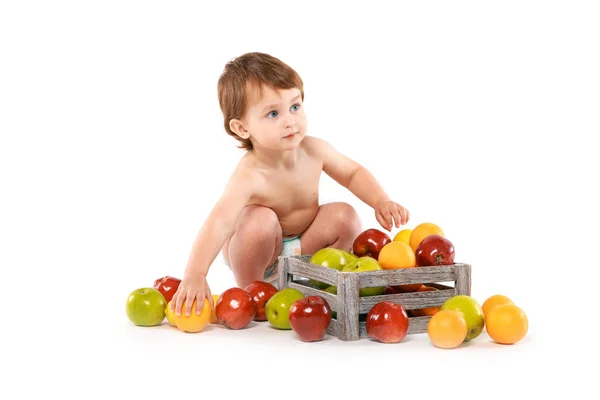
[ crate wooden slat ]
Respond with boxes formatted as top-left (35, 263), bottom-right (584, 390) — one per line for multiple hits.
top-left (357, 288), bottom-right (456, 313)
top-left (287, 281), bottom-right (339, 310)
top-left (276, 255), bottom-right (471, 341)
top-left (358, 266), bottom-right (457, 286)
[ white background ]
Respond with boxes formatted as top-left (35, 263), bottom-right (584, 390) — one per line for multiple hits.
top-left (1, 0), bottom-right (598, 398)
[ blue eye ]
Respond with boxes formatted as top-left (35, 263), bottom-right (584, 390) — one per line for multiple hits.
top-left (291, 104), bottom-right (300, 112)
top-left (267, 111), bottom-right (278, 118)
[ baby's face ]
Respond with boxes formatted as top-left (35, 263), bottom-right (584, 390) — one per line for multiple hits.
top-left (242, 86), bottom-right (307, 151)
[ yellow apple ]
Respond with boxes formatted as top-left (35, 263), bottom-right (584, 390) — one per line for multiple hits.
top-left (393, 229), bottom-right (412, 245)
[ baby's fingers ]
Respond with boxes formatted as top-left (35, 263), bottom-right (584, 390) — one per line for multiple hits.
top-left (174, 292), bottom-right (186, 317)
top-left (376, 210), bottom-right (392, 232)
top-left (195, 291), bottom-right (207, 315)
top-left (206, 288), bottom-right (214, 310)
top-left (184, 292), bottom-right (197, 317)
top-left (394, 204), bottom-right (409, 225)
top-left (390, 205), bottom-right (402, 229)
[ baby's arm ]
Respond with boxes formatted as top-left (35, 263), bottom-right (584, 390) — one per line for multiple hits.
top-left (172, 169), bottom-right (255, 316)
top-left (306, 136), bottom-right (409, 230)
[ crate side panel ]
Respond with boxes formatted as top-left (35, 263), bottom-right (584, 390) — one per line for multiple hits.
top-left (358, 265), bottom-right (458, 287)
top-left (287, 258), bottom-right (338, 287)
top-left (455, 263), bottom-right (471, 295)
top-left (326, 318), bottom-right (339, 338)
top-left (288, 281), bottom-right (339, 311)
top-left (358, 289), bottom-right (456, 313)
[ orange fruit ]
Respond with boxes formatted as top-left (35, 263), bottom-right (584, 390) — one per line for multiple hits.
top-left (409, 222), bottom-right (444, 252)
top-left (411, 286), bottom-right (441, 317)
top-left (209, 294), bottom-right (220, 324)
top-left (378, 241), bottom-right (416, 270)
top-left (397, 284), bottom-right (424, 293)
top-left (482, 294), bottom-right (514, 319)
top-left (393, 229), bottom-right (413, 245)
top-left (486, 304), bottom-right (528, 345)
top-left (427, 309), bottom-right (468, 349)
top-left (172, 298), bottom-right (212, 333)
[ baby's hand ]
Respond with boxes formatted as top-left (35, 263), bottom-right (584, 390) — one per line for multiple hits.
top-left (170, 273), bottom-right (213, 317)
top-left (374, 200), bottom-right (410, 231)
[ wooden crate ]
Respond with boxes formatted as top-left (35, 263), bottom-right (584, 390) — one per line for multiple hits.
top-left (276, 255), bottom-right (471, 341)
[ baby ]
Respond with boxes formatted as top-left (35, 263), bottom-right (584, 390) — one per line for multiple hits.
top-left (171, 52), bottom-right (410, 317)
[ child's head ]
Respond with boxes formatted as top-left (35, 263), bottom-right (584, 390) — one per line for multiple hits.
top-left (218, 52), bottom-right (305, 151)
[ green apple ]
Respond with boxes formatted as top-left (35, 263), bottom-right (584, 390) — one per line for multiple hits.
top-left (126, 287), bottom-right (167, 327)
top-left (309, 248), bottom-right (351, 289)
top-left (341, 256), bottom-right (385, 296)
top-left (265, 288), bottom-right (305, 329)
top-left (324, 285), bottom-right (337, 294)
top-left (440, 295), bottom-right (485, 341)
top-left (341, 250), bottom-right (359, 264)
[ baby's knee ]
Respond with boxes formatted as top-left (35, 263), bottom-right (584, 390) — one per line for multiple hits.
top-left (237, 205), bottom-right (282, 241)
top-left (332, 202), bottom-right (362, 232)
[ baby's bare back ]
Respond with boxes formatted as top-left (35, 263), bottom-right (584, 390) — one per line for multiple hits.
top-left (243, 146), bottom-right (322, 238)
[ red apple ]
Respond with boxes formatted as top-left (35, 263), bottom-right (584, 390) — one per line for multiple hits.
top-left (244, 281), bottom-right (279, 321)
top-left (383, 284), bottom-right (423, 294)
top-left (352, 228), bottom-right (392, 260)
top-left (153, 276), bottom-right (181, 303)
top-left (366, 301), bottom-right (409, 343)
top-left (288, 296), bottom-right (332, 342)
top-left (383, 286), bottom-right (402, 295)
top-left (215, 287), bottom-right (257, 329)
top-left (415, 234), bottom-right (455, 266)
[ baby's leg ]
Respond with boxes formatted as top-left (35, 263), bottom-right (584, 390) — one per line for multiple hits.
top-left (300, 202), bottom-right (362, 255)
top-left (222, 205), bottom-right (283, 289)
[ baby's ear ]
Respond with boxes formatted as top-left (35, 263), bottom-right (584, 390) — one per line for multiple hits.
top-left (229, 119), bottom-right (249, 139)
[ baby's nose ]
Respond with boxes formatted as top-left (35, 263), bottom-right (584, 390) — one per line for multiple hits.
top-left (284, 118), bottom-right (296, 129)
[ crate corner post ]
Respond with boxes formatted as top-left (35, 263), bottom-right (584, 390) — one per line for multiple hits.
top-left (337, 272), bottom-right (361, 341)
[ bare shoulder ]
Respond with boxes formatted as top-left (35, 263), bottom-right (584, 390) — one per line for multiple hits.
top-left (301, 135), bottom-right (337, 160)
top-left (221, 153), bottom-right (263, 198)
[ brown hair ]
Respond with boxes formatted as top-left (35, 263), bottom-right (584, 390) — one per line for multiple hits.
top-left (217, 52), bottom-right (304, 150)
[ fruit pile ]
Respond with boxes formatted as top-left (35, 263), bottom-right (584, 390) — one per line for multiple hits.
top-left (126, 276), bottom-right (330, 342)
top-left (124, 222), bottom-right (529, 348)
top-left (304, 222), bottom-right (529, 347)
top-left (308, 222), bottom-right (456, 301)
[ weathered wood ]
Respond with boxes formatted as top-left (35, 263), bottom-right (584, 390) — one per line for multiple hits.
top-left (455, 263), bottom-right (471, 295)
top-left (276, 256), bottom-right (289, 290)
top-left (277, 255), bottom-right (473, 341)
top-left (358, 265), bottom-right (459, 287)
top-left (288, 281), bottom-right (339, 311)
top-left (338, 272), bottom-right (360, 341)
top-left (326, 317), bottom-right (339, 337)
top-left (358, 288), bottom-right (456, 312)
top-left (287, 258), bottom-right (338, 287)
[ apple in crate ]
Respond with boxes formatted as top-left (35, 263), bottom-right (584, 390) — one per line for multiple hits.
top-left (352, 228), bottom-right (391, 260)
top-left (415, 234), bottom-right (455, 266)
top-left (265, 288), bottom-right (305, 329)
top-left (215, 287), bottom-right (257, 330)
top-left (341, 257), bottom-right (385, 296)
top-left (289, 296), bottom-right (332, 342)
top-left (366, 301), bottom-right (409, 343)
top-left (244, 281), bottom-right (278, 321)
top-left (309, 247), bottom-right (352, 289)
